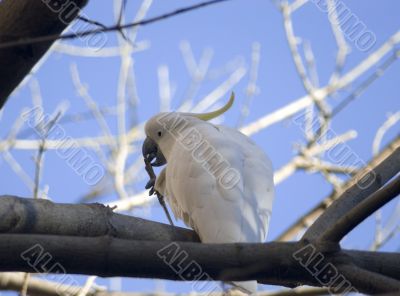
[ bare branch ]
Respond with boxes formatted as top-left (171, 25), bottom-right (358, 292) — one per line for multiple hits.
top-left (338, 264), bottom-right (400, 294)
top-left (0, 196), bottom-right (400, 294)
top-left (241, 30), bottom-right (400, 137)
top-left (0, 233), bottom-right (399, 294)
top-left (302, 137), bottom-right (400, 241)
top-left (373, 111), bottom-right (400, 156)
top-left (0, 272), bottom-right (100, 296)
top-left (277, 136), bottom-right (400, 241)
top-left (0, 195), bottom-right (198, 242)
top-left (319, 174), bottom-right (400, 243)
top-left (0, 0), bottom-right (88, 108)
top-left (0, 273), bottom-right (333, 296)
top-left (0, 0), bottom-right (232, 51)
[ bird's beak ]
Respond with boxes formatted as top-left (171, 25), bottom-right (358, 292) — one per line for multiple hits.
top-left (142, 137), bottom-right (167, 167)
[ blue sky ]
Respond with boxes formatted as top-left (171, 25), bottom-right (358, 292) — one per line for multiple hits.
top-left (0, 0), bottom-right (399, 294)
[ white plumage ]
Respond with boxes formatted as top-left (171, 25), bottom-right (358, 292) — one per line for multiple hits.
top-left (143, 95), bottom-right (274, 295)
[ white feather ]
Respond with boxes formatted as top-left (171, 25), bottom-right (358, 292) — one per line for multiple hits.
top-left (154, 116), bottom-right (274, 294)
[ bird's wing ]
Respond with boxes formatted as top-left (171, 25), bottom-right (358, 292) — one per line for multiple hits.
top-left (218, 125), bottom-right (274, 242)
top-left (165, 120), bottom-right (274, 243)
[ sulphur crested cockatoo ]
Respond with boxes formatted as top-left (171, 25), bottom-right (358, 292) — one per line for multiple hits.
top-left (142, 93), bottom-right (274, 295)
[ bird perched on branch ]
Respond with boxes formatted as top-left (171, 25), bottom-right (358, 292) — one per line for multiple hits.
top-left (142, 93), bottom-right (275, 295)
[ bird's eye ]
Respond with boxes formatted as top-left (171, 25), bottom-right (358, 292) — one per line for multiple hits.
top-left (157, 131), bottom-right (162, 137)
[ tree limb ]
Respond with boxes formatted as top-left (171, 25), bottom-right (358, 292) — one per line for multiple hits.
top-left (0, 0), bottom-right (88, 108)
top-left (0, 0), bottom-right (231, 51)
top-left (0, 272), bottom-right (92, 296)
top-left (0, 271), bottom-right (334, 296)
top-left (0, 233), bottom-right (399, 294)
top-left (338, 264), bottom-right (400, 295)
top-left (0, 196), bottom-right (400, 294)
top-left (278, 136), bottom-right (400, 241)
top-left (0, 195), bottom-right (199, 242)
top-left (303, 137), bottom-right (400, 241)
top-left (319, 175), bottom-right (400, 242)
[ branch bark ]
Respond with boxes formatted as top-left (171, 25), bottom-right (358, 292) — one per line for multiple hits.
top-left (319, 175), bottom-right (400, 242)
top-left (339, 265), bottom-right (400, 295)
top-left (0, 0), bottom-right (88, 109)
top-left (0, 234), bottom-right (399, 294)
top-left (0, 272), bottom-right (89, 296)
top-left (0, 196), bottom-right (399, 294)
top-left (0, 195), bottom-right (199, 242)
top-left (303, 137), bottom-right (400, 241)
top-left (0, 272), bottom-right (333, 296)
top-left (0, 273), bottom-right (336, 296)
top-left (278, 136), bottom-right (400, 241)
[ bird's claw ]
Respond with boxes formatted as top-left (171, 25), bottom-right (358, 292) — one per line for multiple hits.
top-left (149, 186), bottom-right (155, 196)
top-left (145, 178), bottom-right (155, 189)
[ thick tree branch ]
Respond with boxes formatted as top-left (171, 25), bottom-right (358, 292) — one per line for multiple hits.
top-left (278, 136), bottom-right (400, 241)
top-left (0, 197), bottom-right (400, 294)
top-left (0, 196), bottom-right (399, 278)
top-left (303, 137), bottom-right (400, 241)
top-left (0, 0), bottom-right (88, 109)
top-left (0, 235), bottom-right (308, 284)
top-left (338, 265), bottom-right (400, 295)
top-left (0, 195), bottom-right (199, 242)
top-left (319, 175), bottom-right (400, 242)
top-left (347, 249), bottom-right (400, 281)
top-left (0, 234), bottom-right (399, 295)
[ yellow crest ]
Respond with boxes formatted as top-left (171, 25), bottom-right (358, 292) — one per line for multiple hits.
top-left (190, 92), bottom-right (235, 121)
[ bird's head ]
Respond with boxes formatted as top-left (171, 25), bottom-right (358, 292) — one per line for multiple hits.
top-left (142, 92), bottom-right (235, 167)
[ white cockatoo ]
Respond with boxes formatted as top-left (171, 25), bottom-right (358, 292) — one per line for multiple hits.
top-left (142, 93), bottom-right (274, 295)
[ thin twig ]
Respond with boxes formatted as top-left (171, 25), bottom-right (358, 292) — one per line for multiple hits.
top-left (0, 0), bottom-right (232, 50)
top-left (20, 273), bottom-right (30, 296)
top-left (77, 15), bottom-right (108, 29)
